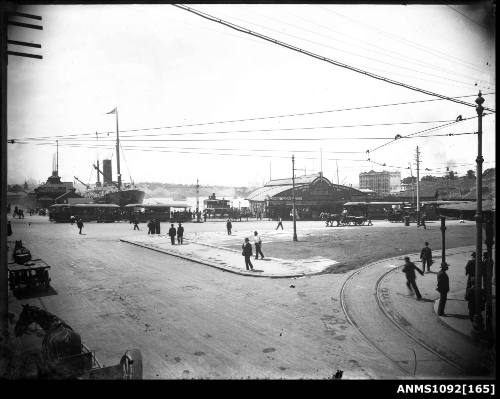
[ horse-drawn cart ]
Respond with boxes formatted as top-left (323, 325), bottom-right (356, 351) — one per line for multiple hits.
top-left (48, 344), bottom-right (143, 379)
top-left (14, 304), bottom-right (143, 379)
top-left (8, 259), bottom-right (51, 293)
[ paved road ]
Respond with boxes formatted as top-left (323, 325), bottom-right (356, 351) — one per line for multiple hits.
top-left (6, 216), bottom-right (477, 379)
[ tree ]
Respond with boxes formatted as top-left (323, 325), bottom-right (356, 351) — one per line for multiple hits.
top-left (401, 176), bottom-right (416, 184)
top-left (421, 175), bottom-right (438, 182)
top-left (447, 171), bottom-right (457, 180)
top-left (465, 170), bottom-right (476, 179)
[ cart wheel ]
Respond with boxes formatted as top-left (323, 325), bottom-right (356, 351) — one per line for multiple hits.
top-left (120, 349), bottom-right (142, 380)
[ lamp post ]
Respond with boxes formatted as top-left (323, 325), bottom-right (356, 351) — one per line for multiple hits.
top-left (472, 91), bottom-right (484, 333)
top-left (440, 216), bottom-right (446, 267)
top-left (292, 154), bottom-right (298, 242)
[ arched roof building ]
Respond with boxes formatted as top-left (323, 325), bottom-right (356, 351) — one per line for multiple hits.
top-left (246, 172), bottom-right (366, 220)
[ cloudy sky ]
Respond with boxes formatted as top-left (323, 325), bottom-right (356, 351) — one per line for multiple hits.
top-left (7, 3), bottom-right (495, 189)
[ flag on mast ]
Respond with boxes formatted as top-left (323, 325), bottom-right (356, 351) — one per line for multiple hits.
top-left (106, 107), bottom-right (117, 114)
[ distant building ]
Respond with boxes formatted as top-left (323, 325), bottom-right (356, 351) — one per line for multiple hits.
top-left (246, 172), bottom-right (366, 220)
top-left (359, 170), bottom-right (401, 195)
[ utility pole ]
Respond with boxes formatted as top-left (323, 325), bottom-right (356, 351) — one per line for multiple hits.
top-left (196, 178), bottom-right (200, 222)
top-left (473, 91), bottom-right (485, 334)
top-left (415, 146), bottom-right (421, 226)
top-left (292, 154), bottom-right (297, 242)
top-left (1, 5), bottom-right (43, 340)
top-left (320, 148), bottom-right (323, 176)
top-left (56, 139), bottom-right (58, 174)
top-left (336, 160), bottom-right (340, 185)
top-left (409, 162), bottom-right (415, 206)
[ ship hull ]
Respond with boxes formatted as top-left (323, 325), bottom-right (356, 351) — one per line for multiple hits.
top-left (94, 189), bottom-right (145, 207)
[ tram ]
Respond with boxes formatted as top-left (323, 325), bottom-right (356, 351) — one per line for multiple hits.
top-left (123, 204), bottom-right (191, 223)
top-left (49, 203), bottom-right (121, 222)
top-left (342, 201), bottom-right (407, 219)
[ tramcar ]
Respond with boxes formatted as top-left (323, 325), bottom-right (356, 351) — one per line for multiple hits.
top-left (342, 201), bottom-right (407, 219)
top-left (124, 204), bottom-right (191, 223)
top-left (48, 204), bottom-right (72, 222)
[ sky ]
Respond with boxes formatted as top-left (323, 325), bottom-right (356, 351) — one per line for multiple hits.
top-left (7, 3), bottom-right (496, 190)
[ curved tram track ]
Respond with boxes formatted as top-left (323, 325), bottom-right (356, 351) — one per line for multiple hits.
top-left (340, 250), bottom-right (469, 378)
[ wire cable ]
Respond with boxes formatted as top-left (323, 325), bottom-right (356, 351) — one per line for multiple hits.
top-left (173, 4), bottom-right (495, 112)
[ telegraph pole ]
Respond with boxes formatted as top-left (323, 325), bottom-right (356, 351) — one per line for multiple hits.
top-left (473, 91), bottom-right (485, 333)
top-left (196, 178), bottom-right (200, 222)
top-left (292, 154), bottom-right (297, 242)
top-left (1, 5), bottom-right (43, 339)
top-left (415, 146), bottom-right (421, 226)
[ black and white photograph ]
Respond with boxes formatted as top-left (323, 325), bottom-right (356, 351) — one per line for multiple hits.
top-left (0, 1), bottom-right (496, 386)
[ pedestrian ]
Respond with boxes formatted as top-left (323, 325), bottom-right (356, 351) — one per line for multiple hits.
top-left (133, 217), bottom-right (140, 230)
top-left (420, 241), bottom-right (433, 274)
top-left (276, 217), bottom-right (283, 230)
top-left (203, 212), bottom-right (207, 222)
top-left (177, 222), bottom-right (184, 244)
top-left (436, 262), bottom-right (449, 316)
top-left (168, 224), bottom-right (176, 245)
top-left (242, 237), bottom-right (254, 271)
top-left (147, 220), bottom-right (153, 235)
top-left (14, 206), bottom-right (18, 218)
top-left (465, 277), bottom-right (485, 322)
top-left (402, 256), bottom-right (424, 300)
top-left (7, 221), bottom-right (12, 236)
top-left (465, 251), bottom-right (476, 293)
top-left (226, 219), bottom-right (232, 235)
top-left (76, 218), bottom-right (84, 235)
top-left (420, 214), bottom-right (427, 229)
top-left (459, 212), bottom-right (465, 223)
top-left (7, 203), bottom-right (11, 214)
top-left (70, 215), bottom-right (76, 225)
top-left (155, 219), bottom-right (161, 234)
top-left (254, 231), bottom-right (264, 260)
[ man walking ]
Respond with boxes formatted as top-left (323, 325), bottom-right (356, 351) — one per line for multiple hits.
top-left (420, 241), bottom-right (433, 273)
top-left (242, 237), bottom-right (254, 271)
top-left (168, 224), bottom-right (176, 245)
top-left (254, 231), bottom-right (264, 260)
top-left (402, 256), bottom-right (424, 300)
top-left (77, 218), bottom-right (84, 235)
top-left (226, 219), bottom-right (232, 235)
top-left (276, 217), bottom-right (283, 230)
top-left (436, 263), bottom-right (450, 316)
top-left (177, 222), bottom-right (184, 244)
top-left (133, 217), bottom-right (140, 230)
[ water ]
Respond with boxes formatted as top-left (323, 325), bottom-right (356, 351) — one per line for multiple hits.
top-left (145, 196), bottom-right (250, 209)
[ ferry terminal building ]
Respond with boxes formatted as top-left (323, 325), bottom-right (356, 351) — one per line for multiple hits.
top-left (246, 173), bottom-right (366, 220)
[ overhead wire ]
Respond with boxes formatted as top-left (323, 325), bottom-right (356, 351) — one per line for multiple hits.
top-left (204, 5), bottom-right (482, 88)
top-left (279, 6), bottom-right (492, 85)
top-left (11, 92), bottom-right (495, 142)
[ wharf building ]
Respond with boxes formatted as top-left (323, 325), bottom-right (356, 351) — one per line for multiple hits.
top-left (359, 170), bottom-right (401, 196)
top-left (246, 172), bottom-right (366, 220)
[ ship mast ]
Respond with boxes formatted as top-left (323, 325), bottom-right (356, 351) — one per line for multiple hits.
top-left (106, 107), bottom-right (121, 191)
top-left (115, 108), bottom-right (121, 191)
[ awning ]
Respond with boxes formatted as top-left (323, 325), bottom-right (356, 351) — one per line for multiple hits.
top-left (246, 185), bottom-right (294, 202)
top-left (439, 200), bottom-right (495, 220)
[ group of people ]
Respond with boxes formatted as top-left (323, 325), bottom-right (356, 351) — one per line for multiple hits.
top-left (241, 231), bottom-right (264, 271)
top-left (402, 242), bottom-right (494, 322)
top-left (145, 220), bottom-right (185, 244)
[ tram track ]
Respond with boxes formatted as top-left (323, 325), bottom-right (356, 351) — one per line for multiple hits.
top-left (340, 248), bottom-right (472, 377)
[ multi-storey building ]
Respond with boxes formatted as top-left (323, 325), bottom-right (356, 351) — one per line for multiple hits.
top-left (359, 170), bottom-right (401, 195)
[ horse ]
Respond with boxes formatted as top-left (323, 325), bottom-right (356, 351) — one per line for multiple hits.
top-left (15, 304), bottom-right (82, 377)
top-left (320, 212), bottom-right (342, 227)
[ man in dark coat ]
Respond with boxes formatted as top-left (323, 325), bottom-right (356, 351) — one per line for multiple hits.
top-left (133, 217), bottom-right (140, 230)
top-left (420, 241), bottom-right (433, 273)
top-left (466, 277), bottom-right (485, 322)
top-left (402, 256), bottom-right (424, 300)
top-left (242, 237), bottom-right (254, 271)
top-left (7, 221), bottom-right (12, 236)
top-left (168, 224), bottom-right (176, 245)
top-left (226, 219), bottom-right (232, 235)
top-left (77, 218), bottom-right (84, 235)
top-left (436, 263), bottom-right (449, 316)
top-left (177, 223), bottom-right (184, 244)
top-left (147, 220), bottom-right (153, 234)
